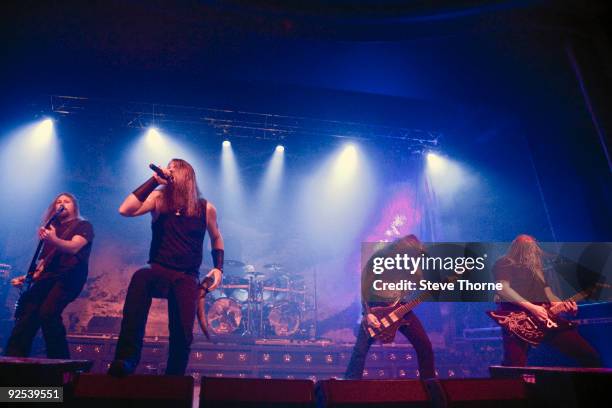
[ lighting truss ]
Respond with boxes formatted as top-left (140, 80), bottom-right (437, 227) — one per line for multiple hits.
top-left (51, 95), bottom-right (441, 151)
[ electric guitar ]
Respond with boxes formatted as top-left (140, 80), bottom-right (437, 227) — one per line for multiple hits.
top-left (13, 206), bottom-right (65, 317)
top-left (364, 275), bottom-right (458, 343)
top-left (486, 283), bottom-right (608, 345)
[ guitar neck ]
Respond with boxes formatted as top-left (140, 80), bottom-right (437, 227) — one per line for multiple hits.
top-left (566, 291), bottom-right (587, 303)
top-left (393, 291), bottom-right (431, 318)
top-left (549, 287), bottom-right (597, 314)
top-left (26, 239), bottom-right (46, 274)
top-left (27, 213), bottom-right (63, 274)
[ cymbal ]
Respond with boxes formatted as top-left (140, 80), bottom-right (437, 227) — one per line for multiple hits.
top-left (282, 272), bottom-right (304, 281)
top-left (263, 263), bottom-right (284, 271)
top-left (225, 260), bottom-right (246, 268)
top-left (244, 272), bottom-right (267, 280)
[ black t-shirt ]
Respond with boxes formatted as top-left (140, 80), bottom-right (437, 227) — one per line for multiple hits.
top-left (39, 219), bottom-right (94, 284)
top-left (493, 256), bottom-right (549, 304)
top-left (361, 244), bottom-right (424, 312)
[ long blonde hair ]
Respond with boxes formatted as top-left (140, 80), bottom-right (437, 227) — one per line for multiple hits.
top-left (506, 234), bottom-right (545, 283)
top-left (158, 158), bottom-right (203, 217)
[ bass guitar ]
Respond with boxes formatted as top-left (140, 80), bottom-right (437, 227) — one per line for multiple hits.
top-left (364, 276), bottom-right (458, 343)
top-left (486, 283), bottom-right (608, 345)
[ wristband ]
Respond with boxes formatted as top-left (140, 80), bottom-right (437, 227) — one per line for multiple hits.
top-left (132, 177), bottom-right (159, 202)
top-left (211, 249), bottom-right (224, 273)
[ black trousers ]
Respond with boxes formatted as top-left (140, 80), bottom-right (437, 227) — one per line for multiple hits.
top-left (114, 263), bottom-right (199, 375)
top-left (5, 278), bottom-right (82, 358)
top-left (345, 311), bottom-right (436, 379)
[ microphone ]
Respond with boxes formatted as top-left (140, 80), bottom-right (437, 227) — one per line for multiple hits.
top-left (149, 164), bottom-right (173, 182)
top-left (44, 205), bottom-right (65, 228)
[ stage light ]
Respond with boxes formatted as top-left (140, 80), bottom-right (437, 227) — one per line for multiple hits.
top-left (331, 143), bottom-right (358, 185)
top-left (145, 127), bottom-right (162, 145)
top-left (0, 119), bottom-right (62, 218)
top-left (338, 144), bottom-right (357, 167)
top-left (425, 151), bottom-right (475, 202)
top-left (220, 137), bottom-right (244, 216)
top-left (426, 151), bottom-right (444, 172)
top-left (24, 118), bottom-right (58, 153)
top-left (257, 142), bottom-right (285, 211)
top-left (126, 127), bottom-right (207, 188)
top-left (32, 118), bottom-right (54, 145)
top-left (296, 141), bottom-right (376, 256)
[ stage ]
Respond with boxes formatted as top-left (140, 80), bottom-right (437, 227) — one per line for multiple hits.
top-left (2, 356), bottom-right (611, 407)
top-left (1, 1), bottom-right (611, 406)
top-left (64, 334), bottom-right (494, 380)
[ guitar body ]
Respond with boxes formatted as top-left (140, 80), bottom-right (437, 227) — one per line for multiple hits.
top-left (14, 262), bottom-right (43, 318)
top-left (363, 276), bottom-right (458, 343)
top-left (363, 304), bottom-right (407, 344)
top-left (486, 309), bottom-right (575, 345)
top-left (31, 259), bottom-right (46, 281)
top-left (14, 256), bottom-right (50, 318)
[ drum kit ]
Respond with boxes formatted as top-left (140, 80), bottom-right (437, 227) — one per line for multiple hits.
top-left (205, 260), bottom-right (308, 338)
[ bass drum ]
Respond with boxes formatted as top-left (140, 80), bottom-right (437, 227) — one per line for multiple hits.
top-left (207, 298), bottom-right (243, 335)
top-left (266, 301), bottom-right (301, 337)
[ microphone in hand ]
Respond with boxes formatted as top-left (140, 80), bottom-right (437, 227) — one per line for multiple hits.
top-left (149, 164), bottom-right (173, 183)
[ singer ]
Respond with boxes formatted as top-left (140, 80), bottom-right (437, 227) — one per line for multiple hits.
top-left (109, 158), bottom-right (224, 376)
top-left (4, 193), bottom-right (94, 358)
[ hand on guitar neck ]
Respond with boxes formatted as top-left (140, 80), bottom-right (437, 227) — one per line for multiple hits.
top-left (12, 223), bottom-right (70, 288)
top-left (39, 224), bottom-right (59, 245)
top-left (525, 300), bottom-right (577, 323)
top-left (12, 224), bottom-right (60, 287)
top-left (548, 300), bottom-right (578, 315)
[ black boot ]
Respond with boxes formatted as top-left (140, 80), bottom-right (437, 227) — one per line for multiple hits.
top-left (107, 359), bottom-right (135, 377)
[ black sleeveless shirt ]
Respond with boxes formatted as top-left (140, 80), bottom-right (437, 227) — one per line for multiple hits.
top-left (149, 199), bottom-right (207, 274)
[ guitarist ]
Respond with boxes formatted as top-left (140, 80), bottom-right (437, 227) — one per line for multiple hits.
top-left (345, 235), bottom-right (436, 379)
top-left (493, 234), bottom-right (600, 367)
top-left (4, 193), bottom-right (94, 359)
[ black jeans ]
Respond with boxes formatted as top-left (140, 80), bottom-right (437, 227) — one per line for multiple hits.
top-left (114, 263), bottom-right (199, 375)
top-left (5, 278), bottom-right (82, 358)
top-left (345, 311), bottom-right (436, 379)
top-left (502, 328), bottom-right (601, 367)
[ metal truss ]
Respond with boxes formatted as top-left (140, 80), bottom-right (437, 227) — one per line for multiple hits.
top-left (50, 95), bottom-right (441, 150)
